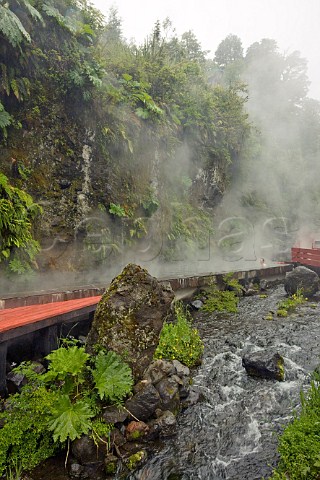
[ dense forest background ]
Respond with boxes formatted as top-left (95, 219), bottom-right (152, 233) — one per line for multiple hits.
top-left (1, 0), bottom-right (320, 287)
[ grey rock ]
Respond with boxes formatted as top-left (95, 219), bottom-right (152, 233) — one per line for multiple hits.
top-left (181, 386), bottom-right (201, 408)
top-left (177, 375), bottom-right (191, 399)
top-left (284, 266), bottom-right (319, 296)
top-left (244, 288), bottom-right (256, 296)
top-left (110, 428), bottom-right (126, 448)
top-left (190, 300), bottom-right (203, 310)
top-left (125, 382), bottom-right (161, 421)
top-left (242, 351), bottom-right (284, 381)
top-left (103, 405), bottom-right (128, 424)
top-left (155, 377), bottom-right (180, 412)
top-left (69, 462), bottom-right (84, 478)
top-left (86, 264), bottom-right (174, 379)
top-left (260, 279), bottom-right (269, 291)
top-left (6, 372), bottom-right (27, 391)
top-left (72, 435), bottom-right (104, 464)
top-left (143, 359), bottom-right (176, 384)
top-left (147, 410), bottom-right (177, 439)
top-left (172, 359), bottom-right (190, 377)
top-left (6, 361), bottom-right (45, 392)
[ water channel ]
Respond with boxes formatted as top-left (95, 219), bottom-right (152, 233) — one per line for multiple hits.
top-left (128, 284), bottom-right (320, 480)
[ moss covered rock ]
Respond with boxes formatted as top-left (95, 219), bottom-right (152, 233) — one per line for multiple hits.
top-left (86, 263), bottom-right (174, 378)
top-left (284, 266), bottom-right (319, 297)
top-left (242, 351), bottom-right (285, 381)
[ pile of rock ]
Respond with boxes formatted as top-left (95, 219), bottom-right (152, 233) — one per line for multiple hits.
top-left (69, 359), bottom-right (200, 478)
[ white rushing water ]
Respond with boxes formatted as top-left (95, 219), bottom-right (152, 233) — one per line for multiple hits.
top-left (129, 285), bottom-right (320, 480)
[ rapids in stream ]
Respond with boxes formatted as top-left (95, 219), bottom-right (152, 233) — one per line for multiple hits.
top-left (127, 284), bottom-right (320, 480)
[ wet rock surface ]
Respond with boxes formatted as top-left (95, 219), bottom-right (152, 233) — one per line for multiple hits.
top-left (65, 357), bottom-right (195, 479)
top-left (284, 265), bottom-right (319, 296)
top-left (86, 264), bottom-right (174, 379)
top-left (242, 351), bottom-right (284, 381)
top-left (125, 382), bottom-right (161, 421)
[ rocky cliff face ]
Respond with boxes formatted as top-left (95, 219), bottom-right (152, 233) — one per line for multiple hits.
top-left (0, 8), bottom-right (249, 277)
top-left (1, 106), bottom-right (229, 274)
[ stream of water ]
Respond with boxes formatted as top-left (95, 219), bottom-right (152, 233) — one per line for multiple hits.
top-left (128, 285), bottom-right (320, 480)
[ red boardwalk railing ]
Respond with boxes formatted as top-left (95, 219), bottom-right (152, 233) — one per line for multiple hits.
top-left (291, 247), bottom-right (320, 267)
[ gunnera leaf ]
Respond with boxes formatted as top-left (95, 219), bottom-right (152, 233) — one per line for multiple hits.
top-left (45, 346), bottom-right (90, 380)
top-left (92, 351), bottom-right (133, 403)
top-left (49, 395), bottom-right (94, 443)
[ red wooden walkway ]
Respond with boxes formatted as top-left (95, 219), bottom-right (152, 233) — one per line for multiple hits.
top-left (0, 296), bottom-right (102, 341)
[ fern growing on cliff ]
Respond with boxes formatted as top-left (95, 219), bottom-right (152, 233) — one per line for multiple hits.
top-left (0, 173), bottom-right (42, 269)
top-left (0, 0), bottom-right (42, 47)
top-left (0, 101), bottom-right (12, 137)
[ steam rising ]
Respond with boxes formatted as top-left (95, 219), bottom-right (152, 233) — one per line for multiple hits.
top-left (2, 11), bottom-right (320, 296)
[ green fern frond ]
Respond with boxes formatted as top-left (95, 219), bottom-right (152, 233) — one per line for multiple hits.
top-left (0, 5), bottom-right (30, 46)
top-left (17, 0), bottom-right (43, 22)
top-left (41, 3), bottom-right (65, 24)
top-left (0, 63), bottom-right (10, 96)
top-left (69, 69), bottom-right (85, 87)
top-left (19, 77), bottom-right (31, 99)
top-left (42, 2), bottom-right (77, 33)
top-left (0, 102), bottom-right (12, 129)
top-left (0, 101), bottom-right (12, 138)
top-left (10, 79), bottom-right (19, 100)
top-left (45, 346), bottom-right (90, 380)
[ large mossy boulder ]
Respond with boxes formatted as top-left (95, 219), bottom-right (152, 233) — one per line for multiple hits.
top-left (86, 264), bottom-right (174, 379)
top-left (284, 266), bottom-right (319, 297)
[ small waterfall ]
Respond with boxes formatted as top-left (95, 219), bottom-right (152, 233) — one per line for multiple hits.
top-left (77, 131), bottom-right (95, 219)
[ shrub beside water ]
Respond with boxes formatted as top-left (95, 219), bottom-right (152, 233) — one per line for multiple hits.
top-left (277, 289), bottom-right (307, 317)
top-left (200, 275), bottom-right (242, 314)
top-left (0, 346), bottom-right (133, 476)
top-left (154, 301), bottom-right (204, 367)
top-left (268, 371), bottom-right (320, 479)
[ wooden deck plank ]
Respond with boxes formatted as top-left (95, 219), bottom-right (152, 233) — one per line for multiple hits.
top-left (0, 296), bottom-right (101, 334)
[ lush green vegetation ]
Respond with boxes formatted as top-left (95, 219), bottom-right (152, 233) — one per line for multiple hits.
top-left (1, 2), bottom-right (319, 270)
top-left (0, 172), bottom-right (41, 273)
top-left (0, 0), bottom-right (252, 269)
top-left (268, 371), bottom-right (320, 480)
top-left (276, 290), bottom-right (307, 317)
top-left (200, 274), bottom-right (242, 313)
top-left (0, 344), bottom-right (132, 476)
top-left (154, 301), bottom-right (204, 367)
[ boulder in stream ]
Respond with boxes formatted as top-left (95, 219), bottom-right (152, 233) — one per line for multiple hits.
top-left (284, 266), bottom-right (319, 297)
top-left (86, 263), bottom-right (174, 379)
top-left (242, 351), bottom-right (284, 381)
